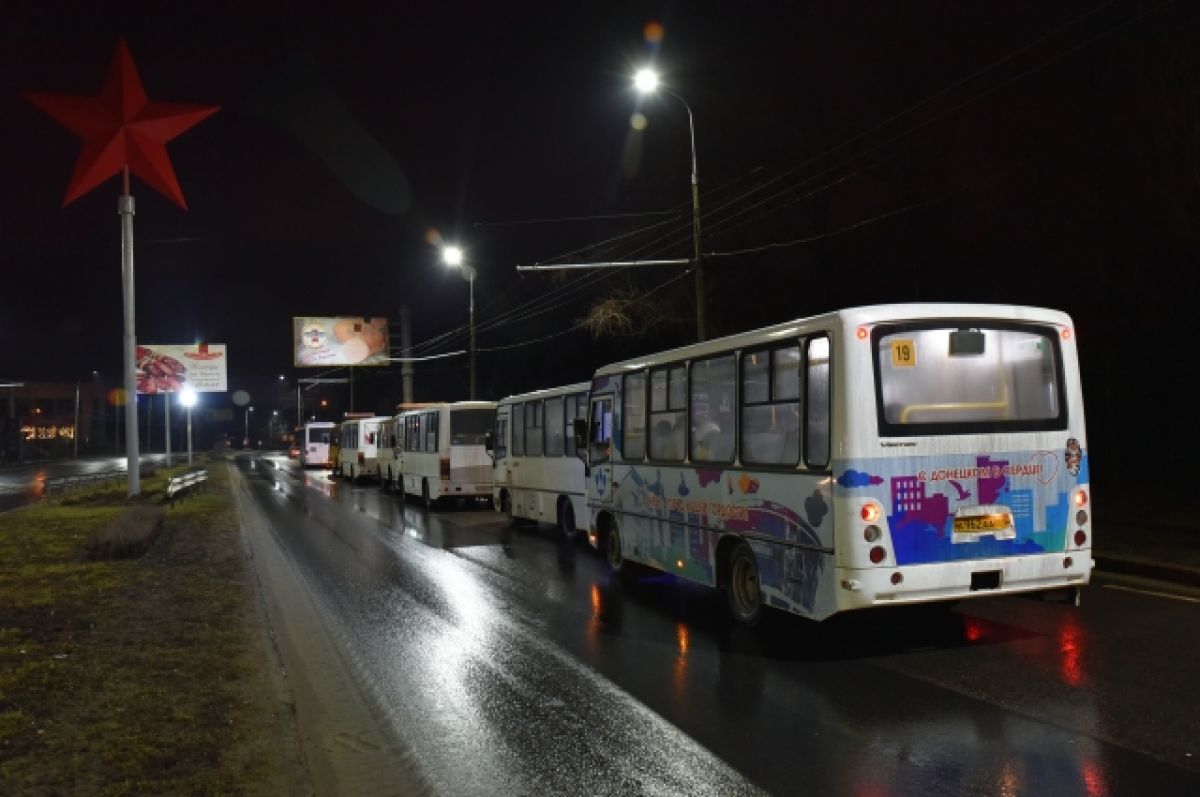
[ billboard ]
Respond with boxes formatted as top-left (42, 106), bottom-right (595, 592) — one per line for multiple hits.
top-left (136, 343), bottom-right (228, 394)
top-left (293, 317), bottom-right (389, 367)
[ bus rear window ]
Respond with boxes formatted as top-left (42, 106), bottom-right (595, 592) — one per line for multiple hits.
top-left (875, 323), bottom-right (1066, 436)
top-left (450, 409), bottom-right (494, 445)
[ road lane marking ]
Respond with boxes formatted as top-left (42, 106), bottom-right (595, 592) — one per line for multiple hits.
top-left (1103, 584), bottom-right (1200, 603)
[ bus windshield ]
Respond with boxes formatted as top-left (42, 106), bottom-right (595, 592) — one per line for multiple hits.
top-left (450, 409), bottom-right (494, 445)
top-left (875, 322), bottom-right (1065, 436)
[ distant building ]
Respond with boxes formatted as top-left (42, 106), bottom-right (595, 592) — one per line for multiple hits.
top-left (1, 380), bottom-right (109, 463)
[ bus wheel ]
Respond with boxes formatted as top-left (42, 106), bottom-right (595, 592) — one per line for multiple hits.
top-left (726, 543), bottom-right (763, 626)
top-left (558, 499), bottom-right (576, 541)
top-left (422, 479), bottom-right (436, 511)
top-left (604, 524), bottom-right (624, 572)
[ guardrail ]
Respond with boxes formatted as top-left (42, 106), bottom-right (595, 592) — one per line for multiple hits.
top-left (43, 471), bottom-right (126, 497)
top-left (166, 469), bottom-right (209, 506)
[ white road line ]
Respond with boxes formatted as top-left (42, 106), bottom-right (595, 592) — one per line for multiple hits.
top-left (1103, 584), bottom-right (1200, 603)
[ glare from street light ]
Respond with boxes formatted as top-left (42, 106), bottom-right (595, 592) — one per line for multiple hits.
top-left (180, 387), bottom-right (197, 408)
top-left (442, 245), bottom-right (463, 267)
top-left (633, 68), bottom-right (659, 94)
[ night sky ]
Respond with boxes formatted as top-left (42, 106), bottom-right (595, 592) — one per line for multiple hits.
top-left (2, 2), bottom-right (1197, 488)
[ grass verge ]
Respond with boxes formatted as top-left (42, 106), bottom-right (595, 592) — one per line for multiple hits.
top-left (0, 458), bottom-right (296, 795)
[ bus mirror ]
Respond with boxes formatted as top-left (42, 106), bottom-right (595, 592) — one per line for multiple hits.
top-left (484, 431), bottom-right (494, 456)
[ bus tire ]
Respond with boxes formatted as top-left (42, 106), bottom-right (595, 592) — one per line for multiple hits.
top-left (725, 543), bottom-right (764, 626)
top-left (604, 523), bottom-right (624, 572)
top-left (422, 479), bottom-right (436, 511)
top-left (558, 498), bottom-right (576, 541)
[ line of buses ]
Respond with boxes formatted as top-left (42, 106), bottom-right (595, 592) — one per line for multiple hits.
top-left (295, 303), bottom-right (1093, 625)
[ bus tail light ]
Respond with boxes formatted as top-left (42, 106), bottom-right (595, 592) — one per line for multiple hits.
top-left (440, 458), bottom-right (451, 479)
top-left (869, 546), bottom-right (887, 564)
top-left (1074, 530), bottom-right (1087, 546)
top-left (861, 503), bottom-right (882, 523)
top-left (890, 572), bottom-right (903, 585)
top-left (1073, 489), bottom-right (1088, 508)
top-left (863, 525), bottom-right (881, 542)
top-left (357, 451), bottom-right (365, 465)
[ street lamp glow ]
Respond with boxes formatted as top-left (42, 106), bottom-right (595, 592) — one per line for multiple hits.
top-left (179, 387), bottom-right (197, 408)
top-left (633, 68), bottom-right (659, 94)
top-left (442, 245), bottom-right (464, 267)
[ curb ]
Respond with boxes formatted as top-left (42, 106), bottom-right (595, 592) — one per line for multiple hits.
top-left (1094, 556), bottom-right (1200, 589)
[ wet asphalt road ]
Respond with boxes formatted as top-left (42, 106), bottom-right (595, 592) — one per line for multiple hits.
top-left (0, 454), bottom-right (173, 512)
top-left (7, 453), bottom-right (1200, 792)
top-left (218, 455), bottom-right (1200, 793)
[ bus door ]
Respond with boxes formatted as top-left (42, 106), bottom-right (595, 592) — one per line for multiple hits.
top-left (492, 405), bottom-right (509, 482)
top-left (588, 395), bottom-right (614, 507)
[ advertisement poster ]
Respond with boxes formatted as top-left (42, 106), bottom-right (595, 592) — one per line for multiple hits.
top-left (293, 317), bottom-right (389, 367)
top-left (136, 343), bottom-right (228, 394)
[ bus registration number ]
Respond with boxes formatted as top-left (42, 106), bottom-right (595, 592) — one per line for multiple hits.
top-left (953, 514), bottom-right (1012, 533)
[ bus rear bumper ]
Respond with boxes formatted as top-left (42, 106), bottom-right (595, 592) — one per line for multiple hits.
top-left (835, 553), bottom-right (1093, 611)
top-left (437, 482), bottom-right (492, 497)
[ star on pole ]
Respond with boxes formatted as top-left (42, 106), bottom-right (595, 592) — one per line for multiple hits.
top-left (22, 37), bottom-right (219, 209)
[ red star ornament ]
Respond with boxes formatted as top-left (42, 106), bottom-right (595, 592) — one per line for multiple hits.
top-left (23, 37), bottom-right (218, 209)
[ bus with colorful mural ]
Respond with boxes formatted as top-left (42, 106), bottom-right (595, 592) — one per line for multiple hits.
top-left (491, 382), bottom-right (590, 537)
top-left (578, 303), bottom-right (1091, 625)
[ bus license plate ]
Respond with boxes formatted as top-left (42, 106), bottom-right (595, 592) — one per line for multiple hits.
top-left (953, 514), bottom-right (1012, 533)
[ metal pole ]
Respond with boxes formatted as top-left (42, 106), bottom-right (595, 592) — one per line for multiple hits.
top-left (119, 176), bottom-right (140, 496)
top-left (682, 98), bottom-right (705, 342)
top-left (468, 270), bottom-right (476, 400)
top-left (244, 408), bottom-right (249, 446)
top-left (73, 379), bottom-right (80, 458)
top-left (400, 305), bottom-right (413, 404)
top-left (186, 404), bottom-right (193, 467)
top-left (296, 384), bottom-right (301, 431)
top-left (165, 394), bottom-right (171, 464)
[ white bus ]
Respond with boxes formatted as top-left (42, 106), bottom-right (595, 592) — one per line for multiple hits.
top-left (491, 382), bottom-right (589, 537)
top-left (398, 401), bottom-right (497, 509)
top-left (300, 421), bottom-right (337, 468)
top-left (579, 303), bottom-right (1091, 625)
top-left (376, 415), bottom-right (400, 491)
top-left (337, 415), bottom-right (389, 482)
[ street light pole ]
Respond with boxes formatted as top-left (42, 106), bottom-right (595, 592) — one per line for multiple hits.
top-left (634, 69), bottom-right (705, 341)
top-left (441, 245), bottom-right (477, 400)
top-left (244, 405), bottom-right (253, 447)
top-left (180, 387), bottom-right (196, 467)
top-left (468, 267), bottom-right (476, 400)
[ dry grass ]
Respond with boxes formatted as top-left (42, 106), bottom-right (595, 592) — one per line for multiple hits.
top-left (0, 459), bottom-right (295, 796)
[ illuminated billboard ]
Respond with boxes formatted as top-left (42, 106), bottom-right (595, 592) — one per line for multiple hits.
top-left (293, 317), bottom-right (389, 367)
top-left (136, 343), bottom-right (228, 394)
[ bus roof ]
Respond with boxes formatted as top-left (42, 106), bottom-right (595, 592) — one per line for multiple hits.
top-left (593, 303), bottom-right (1073, 376)
top-left (497, 382), bottom-right (590, 405)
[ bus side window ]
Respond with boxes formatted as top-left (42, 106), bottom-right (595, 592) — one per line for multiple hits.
top-left (622, 373), bottom-right (646, 460)
top-left (512, 403), bottom-right (525, 456)
top-left (806, 336), bottom-right (831, 468)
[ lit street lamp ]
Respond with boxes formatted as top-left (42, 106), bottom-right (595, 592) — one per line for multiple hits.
top-left (634, 67), bottom-right (706, 341)
top-left (441, 245), bottom-right (477, 399)
top-left (179, 386), bottom-right (197, 467)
